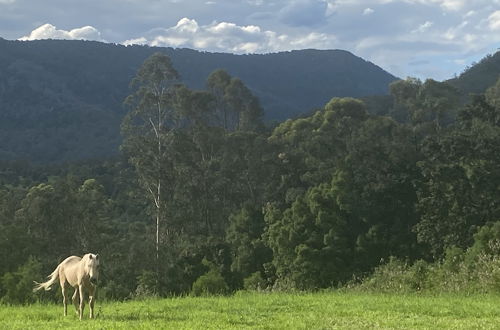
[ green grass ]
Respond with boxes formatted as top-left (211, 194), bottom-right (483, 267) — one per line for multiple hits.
top-left (1, 291), bottom-right (500, 329)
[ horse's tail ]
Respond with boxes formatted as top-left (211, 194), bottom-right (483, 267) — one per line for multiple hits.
top-left (33, 265), bottom-right (60, 292)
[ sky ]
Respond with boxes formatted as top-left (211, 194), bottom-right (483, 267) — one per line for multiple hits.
top-left (1, 0), bottom-right (499, 81)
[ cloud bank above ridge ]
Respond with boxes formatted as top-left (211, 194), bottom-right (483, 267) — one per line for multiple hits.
top-left (5, 0), bottom-right (500, 80)
top-left (123, 18), bottom-right (337, 53)
top-left (19, 23), bottom-right (103, 42)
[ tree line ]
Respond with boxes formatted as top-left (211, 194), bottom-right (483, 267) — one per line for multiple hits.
top-left (1, 52), bottom-right (500, 302)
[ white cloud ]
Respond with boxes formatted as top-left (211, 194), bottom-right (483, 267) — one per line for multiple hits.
top-left (378, 0), bottom-right (466, 11)
top-left (0, 0), bottom-right (16, 4)
top-left (324, 0), bottom-right (337, 16)
top-left (19, 24), bottom-right (103, 41)
top-left (175, 17), bottom-right (199, 33)
top-left (411, 21), bottom-right (433, 33)
top-left (123, 37), bottom-right (147, 45)
top-left (488, 10), bottom-right (500, 30)
top-left (123, 18), bottom-right (337, 54)
top-left (363, 8), bottom-right (374, 15)
top-left (443, 21), bottom-right (468, 40)
top-left (288, 32), bottom-right (331, 48)
top-left (464, 10), bottom-right (476, 18)
top-left (436, 0), bottom-right (465, 11)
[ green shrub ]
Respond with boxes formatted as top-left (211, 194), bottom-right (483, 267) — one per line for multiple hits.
top-left (2, 257), bottom-right (43, 304)
top-left (425, 246), bottom-right (469, 293)
top-left (470, 253), bottom-right (500, 292)
top-left (467, 222), bottom-right (500, 263)
top-left (243, 271), bottom-right (266, 291)
top-left (134, 270), bottom-right (158, 299)
top-left (191, 269), bottom-right (229, 296)
top-left (359, 257), bottom-right (415, 293)
top-left (408, 260), bottom-right (430, 291)
top-left (100, 279), bottom-right (134, 301)
top-left (357, 232), bottom-right (500, 294)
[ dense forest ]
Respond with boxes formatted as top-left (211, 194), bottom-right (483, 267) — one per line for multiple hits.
top-left (0, 38), bottom-right (396, 163)
top-left (1, 48), bottom-right (500, 303)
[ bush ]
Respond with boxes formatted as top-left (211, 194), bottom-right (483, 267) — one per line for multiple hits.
top-left (473, 253), bottom-right (500, 292)
top-left (100, 280), bottom-right (133, 301)
top-left (408, 260), bottom-right (430, 291)
top-left (467, 222), bottom-right (500, 262)
top-left (133, 270), bottom-right (158, 299)
top-left (191, 269), bottom-right (229, 296)
top-left (243, 271), bottom-right (266, 291)
top-left (358, 257), bottom-right (415, 293)
top-left (424, 246), bottom-right (469, 293)
top-left (357, 235), bottom-right (500, 294)
top-left (2, 257), bottom-right (43, 304)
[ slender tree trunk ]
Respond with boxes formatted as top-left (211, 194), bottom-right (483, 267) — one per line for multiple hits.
top-left (156, 179), bottom-right (160, 265)
top-left (148, 94), bottom-right (163, 288)
top-left (156, 97), bottom-right (162, 286)
top-left (224, 106), bottom-right (228, 131)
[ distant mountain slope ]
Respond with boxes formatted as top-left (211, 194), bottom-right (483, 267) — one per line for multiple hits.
top-left (0, 38), bottom-right (397, 162)
top-left (447, 51), bottom-right (500, 95)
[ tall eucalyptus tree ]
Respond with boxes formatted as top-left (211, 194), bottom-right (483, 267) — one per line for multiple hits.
top-left (121, 53), bottom-right (180, 266)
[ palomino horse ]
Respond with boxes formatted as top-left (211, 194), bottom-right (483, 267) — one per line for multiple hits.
top-left (33, 253), bottom-right (100, 320)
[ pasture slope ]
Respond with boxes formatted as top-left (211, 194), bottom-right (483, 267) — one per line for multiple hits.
top-left (1, 291), bottom-right (499, 329)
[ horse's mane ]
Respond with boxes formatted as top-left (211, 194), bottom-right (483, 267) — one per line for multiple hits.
top-left (81, 253), bottom-right (96, 263)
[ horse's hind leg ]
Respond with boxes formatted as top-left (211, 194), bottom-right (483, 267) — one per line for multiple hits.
top-left (59, 269), bottom-right (68, 316)
top-left (72, 287), bottom-right (79, 316)
top-left (61, 282), bottom-right (67, 316)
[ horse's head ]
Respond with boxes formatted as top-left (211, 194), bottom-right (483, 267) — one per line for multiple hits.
top-left (86, 253), bottom-right (100, 285)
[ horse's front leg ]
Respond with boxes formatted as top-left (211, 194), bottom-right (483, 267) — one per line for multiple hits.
top-left (78, 285), bottom-right (85, 321)
top-left (88, 286), bottom-right (96, 319)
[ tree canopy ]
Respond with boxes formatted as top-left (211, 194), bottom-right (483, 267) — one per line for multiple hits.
top-left (1, 51), bottom-right (500, 301)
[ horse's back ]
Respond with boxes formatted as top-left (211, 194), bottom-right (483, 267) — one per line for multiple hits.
top-left (59, 256), bottom-right (83, 287)
top-left (61, 256), bottom-right (82, 267)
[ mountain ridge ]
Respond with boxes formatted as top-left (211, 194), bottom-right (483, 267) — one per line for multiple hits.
top-left (0, 39), bottom-right (398, 162)
top-left (447, 51), bottom-right (500, 95)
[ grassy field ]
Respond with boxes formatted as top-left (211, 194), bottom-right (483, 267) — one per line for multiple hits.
top-left (1, 291), bottom-right (500, 329)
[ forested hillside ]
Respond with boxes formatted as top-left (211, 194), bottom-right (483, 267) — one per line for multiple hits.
top-left (448, 51), bottom-right (500, 95)
top-left (0, 38), bottom-right (396, 162)
top-left (1, 50), bottom-right (500, 303)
